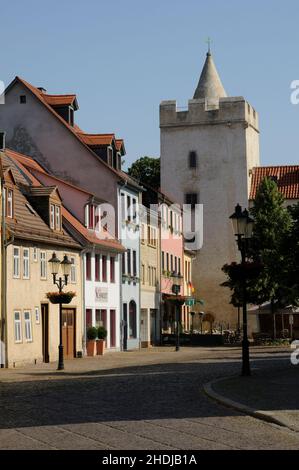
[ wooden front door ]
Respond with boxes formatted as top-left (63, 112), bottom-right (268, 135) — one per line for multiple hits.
top-left (62, 308), bottom-right (76, 359)
top-left (41, 304), bottom-right (49, 363)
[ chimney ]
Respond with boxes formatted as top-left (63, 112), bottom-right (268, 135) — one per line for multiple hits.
top-left (0, 131), bottom-right (6, 151)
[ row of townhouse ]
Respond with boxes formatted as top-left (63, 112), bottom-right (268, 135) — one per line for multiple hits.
top-left (0, 77), bottom-right (196, 367)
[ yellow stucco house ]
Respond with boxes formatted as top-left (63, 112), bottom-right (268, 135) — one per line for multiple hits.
top-left (0, 149), bottom-right (83, 368)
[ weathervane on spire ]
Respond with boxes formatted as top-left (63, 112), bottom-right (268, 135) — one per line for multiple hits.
top-left (206, 37), bottom-right (212, 54)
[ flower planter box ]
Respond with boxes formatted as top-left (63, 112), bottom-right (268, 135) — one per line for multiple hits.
top-left (46, 292), bottom-right (76, 304)
top-left (96, 339), bottom-right (105, 356)
top-left (87, 340), bottom-right (96, 356)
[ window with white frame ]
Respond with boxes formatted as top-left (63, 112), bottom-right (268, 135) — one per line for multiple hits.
top-left (87, 204), bottom-right (95, 229)
top-left (70, 256), bottom-right (76, 283)
top-left (132, 198), bottom-right (137, 223)
top-left (50, 204), bottom-right (61, 231)
top-left (7, 188), bottom-right (13, 218)
top-left (33, 247), bottom-right (38, 262)
top-left (35, 306), bottom-right (40, 324)
top-left (121, 193), bottom-right (126, 221)
top-left (13, 247), bottom-right (20, 278)
top-left (55, 205), bottom-right (61, 231)
top-left (23, 247), bottom-right (30, 279)
top-left (50, 204), bottom-right (55, 229)
top-left (24, 311), bottom-right (33, 342)
top-left (40, 251), bottom-right (47, 279)
top-left (126, 195), bottom-right (131, 221)
top-left (14, 311), bottom-right (22, 343)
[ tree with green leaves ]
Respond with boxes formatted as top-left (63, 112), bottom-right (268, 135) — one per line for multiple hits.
top-left (128, 156), bottom-right (160, 189)
top-left (285, 202), bottom-right (299, 307)
top-left (222, 177), bottom-right (294, 336)
top-left (249, 177), bottom-right (292, 311)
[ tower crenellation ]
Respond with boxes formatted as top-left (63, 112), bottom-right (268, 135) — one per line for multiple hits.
top-left (160, 97), bottom-right (259, 131)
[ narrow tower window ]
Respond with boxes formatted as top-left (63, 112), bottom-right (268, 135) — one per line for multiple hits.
top-left (189, 151), bottom-right (197, 168)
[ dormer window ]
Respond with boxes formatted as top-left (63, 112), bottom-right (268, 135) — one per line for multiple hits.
top-left (86, 204), bottom-right (101, 230)
top-left (4, 187), bottom-right (14, 218)
top-left (55, 205), bottom-right (61, 230)
top-left (50, 203), bottom-right (61, 231)
top-left (88, 204), bottom-right (95, 229)
top-left (50, 204), bottom-right (55, 229)
top-left (7, 188), bottom-right (13, 218)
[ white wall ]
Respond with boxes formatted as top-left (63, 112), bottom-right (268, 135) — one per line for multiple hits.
top-left (118, 185), bottom-right (141, 349)
top-left (84, 250), bottom-right (121, 350)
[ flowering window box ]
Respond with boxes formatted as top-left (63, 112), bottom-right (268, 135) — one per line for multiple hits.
top-left (46, 291), bottom-right (76, 304)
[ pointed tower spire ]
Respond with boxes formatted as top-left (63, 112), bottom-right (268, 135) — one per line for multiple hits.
top-left (193, 50), bottom-right (227, 100)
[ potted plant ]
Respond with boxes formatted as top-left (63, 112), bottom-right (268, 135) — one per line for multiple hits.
top-left (86, 326), bottom-right (97, 356)
top-left (96, 326), bottom-right (107, 355)
top-left (46, 291), bottom-right (76, 304)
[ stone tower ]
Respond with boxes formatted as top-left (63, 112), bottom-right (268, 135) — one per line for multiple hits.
top-left (160, 51), bottom-right (260, 328)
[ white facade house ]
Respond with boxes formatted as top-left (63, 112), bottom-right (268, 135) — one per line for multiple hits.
top-left (79, 196), bottom-right (125, 352)
top-left (118, 183), bottom-right (141, 350)
top-left (84, 250), bottom-right (121, 350)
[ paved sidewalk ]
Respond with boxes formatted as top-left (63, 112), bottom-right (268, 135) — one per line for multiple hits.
top-left (206, 362), bottom-right (299, 432)
top-left (0, 345), bottom-right (291, 383)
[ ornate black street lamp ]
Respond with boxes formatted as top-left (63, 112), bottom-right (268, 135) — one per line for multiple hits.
top-left (229, 204), bottom-right (254, 376)
top-left (49, 253), bottom-right (72, 370)
top-left (171, 272), bottom-right (184, 352)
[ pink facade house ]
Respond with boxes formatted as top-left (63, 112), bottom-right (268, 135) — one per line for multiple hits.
top-left (142, 187), bottom-right (184, 334)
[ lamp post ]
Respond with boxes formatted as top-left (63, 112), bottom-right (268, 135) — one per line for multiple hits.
top-left (229, 204), bottom-right (254, 376)
top-left (49, 252), bottom-right (72, 370)
top-left (171, 272), bottom-right (184, 352)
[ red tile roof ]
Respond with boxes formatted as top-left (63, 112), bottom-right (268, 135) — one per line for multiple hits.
top-left (7, 148), bottom-right (97, 197)
top-left (5, 148), bottom-right (46, 172)
top-left (77, 133), bottom-right (115, 146)
top-left (43, 94), bottom-right (77, 107)
top-left (62, 207), bottom-right (125, 253)
top-left (6, 148), bottom-right (125, 252)
top-left (9, 77), bottom-right (128, 182)
top-left (250, 166), bottom-right (299, 200)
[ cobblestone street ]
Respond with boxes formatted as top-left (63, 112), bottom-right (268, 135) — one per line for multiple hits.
top-left (0, 347), bottom-right (298, 450)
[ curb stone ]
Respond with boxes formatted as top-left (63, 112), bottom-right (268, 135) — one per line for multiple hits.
top-left (203, 377), bottom-right (299, 433)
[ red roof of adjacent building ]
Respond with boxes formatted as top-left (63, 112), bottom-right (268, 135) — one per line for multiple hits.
top-left (7, 77), bottom-right (133, 182)
top-left (250, 166), bottom-right (299, 200)
top-left (62, 208), bottom-right (125, 253)
top-left (77, 133), bottom-right (115, 146)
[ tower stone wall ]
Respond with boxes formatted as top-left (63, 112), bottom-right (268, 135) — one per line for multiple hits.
top-left (160, 95), bottom-right (260, 328)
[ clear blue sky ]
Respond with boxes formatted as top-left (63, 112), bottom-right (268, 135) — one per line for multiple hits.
top-left (1, 0), bottom-right (299, 168)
